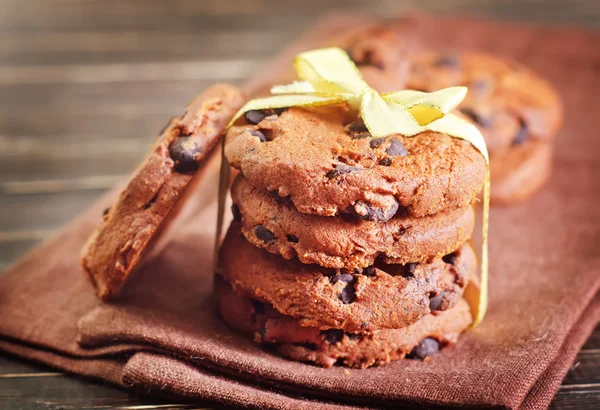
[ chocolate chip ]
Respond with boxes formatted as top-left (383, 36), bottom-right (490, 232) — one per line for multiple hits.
top-left (386, 138), bottom-right (408, 157)
top-left (102, 207), bottom-right (110, 216)
top-left (251, 299), bottom-right (265, 315)
top-left (353, 200), bottom-right (400, 222)
top-left (143, 192), bottom-right (159, 210)
top-left (434, 54), bottom-right (459, 68)
top-left (442, 252), bottom-right (458, 265)
top-left (326, 164), bottom-right (362, 179)
top-left (363, 266), bottom-right (377, 276)
top-left (346, 120), bottom-right (367, 132)
top-left (249, 129), bottom-right (268, 142)
top-left (461, 108), bottom-right (492, 128)
top-left (322, 329), bottom-right (344, 344)
top-left (294, 342), bottom-right (318, 351)
top-left (403, 263), bottom-right (417, 277)
top-left (349, 49), bottom-right (384, 70)
top-left (244, 110), bottom-right (267, 125)
top-left (429, 291), bottom-right (446, 311)
top-left (169, 137), bottom-right (200, 173)
top-left (512, 119), bottom-right (528, 145)
top-left (256, 324), bottom-right (266, 342)
top-left (471, 79), bottom-right (491, 95)
top-left (254, 225), bottom-right (276, 244)
top-left (329, 273), bottom-right (354, 284)
top-left (339, 282), bottom-right (356, 304)
top-left (379, 157), bottom-right (392, 166)
top-left (231, 203), bottom-right (242, 222)
top-left (270, 190), bottom-right (292, 205)
top-left (345, 120), bottom-right (371, 139)
top-left (347, 333), bottom-right (361, 341)
top-left (408, 338), bottom-right (439, 360)
top-left (370, 138), bottom-right (385, 149)
top-left (286, 234), bottom-right (299, 243)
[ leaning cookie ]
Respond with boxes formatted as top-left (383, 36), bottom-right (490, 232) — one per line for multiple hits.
top-left (81, 84), bottom-right (245, 300)
top-left (231, 174), bottom-right (475, 269)
top-left (216, 276), bottom-right (473, 369)
top-left (225, 107), bottom-right (486, 221)
top-left (219, 222), bottom-right (475, 333)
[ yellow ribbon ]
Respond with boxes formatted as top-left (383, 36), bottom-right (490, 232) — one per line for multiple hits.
top-left (229, 47), bottom-right (489, 326)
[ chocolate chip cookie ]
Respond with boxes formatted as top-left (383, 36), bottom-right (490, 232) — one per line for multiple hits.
top-left (225, 107), bottom-right (486, 221)
top-left (231, 174), bottom-right (475, 269)
top-left (216, 276), bottom-right (473, 368)
top-left (407, 50), bottom-right (562, 203)
top-left (219, 222), bottom-right (475, 333)
top-left (81, 84), bottom-right (245, 300)
top-left (407, 51), bottom-right (563, 153)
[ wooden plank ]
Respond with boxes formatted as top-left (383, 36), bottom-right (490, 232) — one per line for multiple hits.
top-left (582, 327), bottom-right (600, 350)
top-left (0, 138), bottom-right (140, 185)
top-left (562, 348), bottom-right (600, 385)
top-left (550, 387), bottom-right (600, 409)
top-left (0, 79), bottom-right (249, 118)
top-left (0, 112), bottom-right (173, 140)
top-left (0, 353), bottom-right (56, 375)
top-left (0, 30), bottom-right (296, 66)
top-left (0, 374), bottom-right (204, 409)
top-left (0, 60), bottom-right (257, 86)
top-left (0, 235), bottom-right (44, 270)
top-left (0, 0), bottom-right (316, 33)
top-left (0, 190), bottom-right (105, 233)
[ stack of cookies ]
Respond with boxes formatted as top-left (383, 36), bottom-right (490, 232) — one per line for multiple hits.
top-left (217, 103), bottom-right (486, 368)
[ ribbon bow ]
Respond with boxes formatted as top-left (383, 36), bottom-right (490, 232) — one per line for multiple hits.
top-left (227, 47), bottom-right (490, 326)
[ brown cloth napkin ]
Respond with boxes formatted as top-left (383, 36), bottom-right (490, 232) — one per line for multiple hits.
top-left (1, 14), bottom-right (599, 410)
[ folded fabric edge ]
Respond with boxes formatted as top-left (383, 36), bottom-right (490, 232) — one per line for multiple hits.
top-left (520, 295), bottom-right (600, 410)
top-left (123, 351), bottom-right (372, 410)
top-left (0, 338), bottom-right (125, 386)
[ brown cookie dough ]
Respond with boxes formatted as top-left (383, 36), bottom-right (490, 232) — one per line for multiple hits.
top-left (231, 174), bottom-right (475, 269)
top-left (81, 84), bottom-right (245, 300)
top-left (490, 140), bottom-right (553, 204)
top-left (225, 107), bottom-right (486, 221)
top-left (219, 222), bottom-right (475, 333)
top-left (407, 51), bottom-right (563, 154)
top-left (216, 276), bottom-right (473, 368)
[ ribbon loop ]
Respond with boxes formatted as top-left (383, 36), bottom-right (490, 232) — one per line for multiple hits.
top-left (294, 48), bottom-right (370, 95)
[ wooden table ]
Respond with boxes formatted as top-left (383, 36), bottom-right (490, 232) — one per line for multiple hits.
top-left (0, 0), bottom-right (598, 408)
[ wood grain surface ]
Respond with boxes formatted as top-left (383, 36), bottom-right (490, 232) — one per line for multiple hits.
top-left (0, 0), bottom-right (598, 409)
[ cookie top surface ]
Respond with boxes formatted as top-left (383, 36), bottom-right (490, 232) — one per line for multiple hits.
top-left (216, 276), bottom-right (472, 368)
top-left (231, 174), bottom-right (475, 269)
top-left (81, 84), bottom-right (245, 300)
top-left (407, 51), bottom-right (563, 153)
top-left (225, 107), bottom-right (486, 220)
top-left (219, 222), bottom-right (475, 333)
